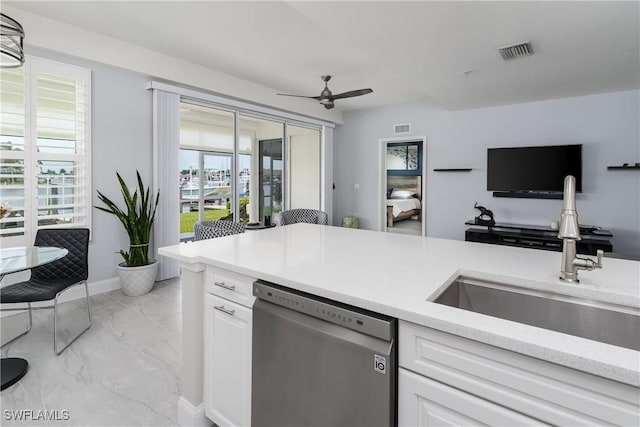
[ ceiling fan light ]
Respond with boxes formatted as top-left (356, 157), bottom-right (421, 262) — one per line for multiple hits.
top-left (0, 13), bottom-right (25, 68)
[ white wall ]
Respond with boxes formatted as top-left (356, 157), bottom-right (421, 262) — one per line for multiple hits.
top-left (334, 90), bottom-right (640, 256)
top-left (27, 46), bottom-right (152, 283)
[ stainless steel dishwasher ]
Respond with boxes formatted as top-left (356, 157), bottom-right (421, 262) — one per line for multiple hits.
top-left (252, 280), bottom-right (397, 427)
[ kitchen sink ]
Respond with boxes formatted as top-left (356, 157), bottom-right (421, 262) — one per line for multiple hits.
top-left (430, 276), bottom-right (640, 351)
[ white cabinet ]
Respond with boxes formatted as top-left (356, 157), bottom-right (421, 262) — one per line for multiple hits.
top-left (205, 268), bottom-right (255, 308)
top-left (399, 321), bottom-right (640, 427)
top-left (399, 368), bottom-right (540, 426)
top-left (204, 267), bottom-right (255, 427)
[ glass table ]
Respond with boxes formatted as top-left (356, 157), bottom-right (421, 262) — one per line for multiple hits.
top-left (245, 223), bottom-right (277, 231)
top-left (0, 246), bottom-right (68, 391)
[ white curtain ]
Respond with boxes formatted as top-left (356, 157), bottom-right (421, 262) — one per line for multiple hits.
top-left (152, 89), bottom-right (180, 280)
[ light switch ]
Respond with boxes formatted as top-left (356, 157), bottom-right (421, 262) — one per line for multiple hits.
top-left (354, 183), bottom-right (360, 191)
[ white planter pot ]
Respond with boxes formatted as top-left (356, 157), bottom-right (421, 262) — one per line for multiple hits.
top-left (117, 260), bottom-right (158, 296)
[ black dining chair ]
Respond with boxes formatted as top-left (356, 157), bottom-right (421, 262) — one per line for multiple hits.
top-left (0, 228), bottom-right (91, 355)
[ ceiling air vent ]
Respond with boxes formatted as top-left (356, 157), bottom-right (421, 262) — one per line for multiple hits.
top-left (498, 42), bottom-right (533, 60)
top-left (394, 123), bottom-right (410, 135)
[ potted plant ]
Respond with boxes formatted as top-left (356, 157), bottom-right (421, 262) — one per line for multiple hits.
top-left (96, 171), bottom-right (159, 296)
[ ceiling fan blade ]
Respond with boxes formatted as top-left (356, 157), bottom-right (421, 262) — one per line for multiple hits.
top-left (330, 88), bottom-right (373, 100)
top-left (276, 93), bottom-right (322, 100)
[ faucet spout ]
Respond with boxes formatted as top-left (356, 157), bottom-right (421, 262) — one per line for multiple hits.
top-left (558, 175), bottom-right (603, 283)
top-left (558, 175), bottom-right (580, 240)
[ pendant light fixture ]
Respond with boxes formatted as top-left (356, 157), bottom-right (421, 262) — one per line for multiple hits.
top-left (0, 13), bottom-right (25, 68)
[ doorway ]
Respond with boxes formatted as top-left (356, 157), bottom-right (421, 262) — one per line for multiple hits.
top-left (379, 136), bottom-right (427, 236)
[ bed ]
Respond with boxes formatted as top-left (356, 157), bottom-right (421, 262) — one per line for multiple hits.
top-left (386, 197), bottom-right (421, 227)
top-left (386, 176), bottom-right (422, 227)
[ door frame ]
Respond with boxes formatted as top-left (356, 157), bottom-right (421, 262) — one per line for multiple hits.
top-left (378, 135), bottom-right (427, 236)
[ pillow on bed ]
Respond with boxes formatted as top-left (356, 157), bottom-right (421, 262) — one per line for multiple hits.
top-left (390, 190), bottom-right (416, 199)
top-left (386, 188), bottom-right (394, 198)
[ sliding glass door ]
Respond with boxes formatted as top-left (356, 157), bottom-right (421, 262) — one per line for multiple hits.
top-left (258, 138), bottom-right (283, 220)
top-left (179, 104), bottom-right (234, 239)
top-left (237, 115), bottom-right (284, 224)
top-left (179, 102), bottom-right (322, 239)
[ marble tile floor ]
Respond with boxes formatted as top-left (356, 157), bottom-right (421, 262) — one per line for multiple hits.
top-left (1, 278), bottom-right (182, 426)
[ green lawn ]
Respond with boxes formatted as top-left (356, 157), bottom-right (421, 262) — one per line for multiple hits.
top-left (180, 209), bottom-right (230, 233)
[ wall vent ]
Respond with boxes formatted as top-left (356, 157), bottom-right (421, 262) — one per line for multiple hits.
top-left (498, 42), bottom-right (533, 60)
top-left (394, 123), bottom-right (410, 134)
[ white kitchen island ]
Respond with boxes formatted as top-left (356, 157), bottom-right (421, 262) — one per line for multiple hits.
top-left (158, 223), bottom-right (640, 426)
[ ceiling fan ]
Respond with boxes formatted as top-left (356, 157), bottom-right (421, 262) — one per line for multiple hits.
top-left (277, 75), bottom-right (373, 109)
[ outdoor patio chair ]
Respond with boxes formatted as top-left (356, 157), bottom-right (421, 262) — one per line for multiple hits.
top-left (279, 209), bottom-right (329, 226)
top-left (194, 220), bottom-right (246, 241)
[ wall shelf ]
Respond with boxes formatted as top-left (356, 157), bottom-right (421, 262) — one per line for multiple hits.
top-left (607, 165), bottom-right (640, 170)
top-left (433, 168), bottom-right (472, 172)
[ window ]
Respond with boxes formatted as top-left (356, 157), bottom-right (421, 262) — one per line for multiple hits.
top-left (0, 57), bottom-right (91, 245)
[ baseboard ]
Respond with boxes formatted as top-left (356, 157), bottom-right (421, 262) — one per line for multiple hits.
top-left (1, 277), bottom-right (121, 316)
top-left (177, 397), bottom-right (211, 427)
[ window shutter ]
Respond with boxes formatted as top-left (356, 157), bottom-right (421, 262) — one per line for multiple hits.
top-left (0, 57), bottom-right (91, 244)
top-left (35, 70), bottom-right (90, 229)
top-left (0, 67), bottom-right (27, 237)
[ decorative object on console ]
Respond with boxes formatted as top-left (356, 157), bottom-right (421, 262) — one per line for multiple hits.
top-left (473, 202), bottom-right (496, 226)
top-left (0, 14), bottom-right (25, 68)
top-left (95, 171), bottom-right (159, 296)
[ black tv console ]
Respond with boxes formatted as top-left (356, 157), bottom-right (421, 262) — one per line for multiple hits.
top-left (464, 221), bottom-right (613, 255)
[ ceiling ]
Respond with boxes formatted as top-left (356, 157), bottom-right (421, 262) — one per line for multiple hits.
top-left (7, 1), bottom-right (639, 111)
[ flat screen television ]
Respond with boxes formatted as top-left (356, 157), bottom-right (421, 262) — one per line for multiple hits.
top-left (487, 144), bottom-right (582, 195)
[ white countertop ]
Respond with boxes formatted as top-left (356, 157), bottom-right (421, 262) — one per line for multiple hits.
top-left (159, 224), bottom-right (640, 386)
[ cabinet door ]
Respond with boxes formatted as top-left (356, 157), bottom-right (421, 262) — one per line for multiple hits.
top-left (204, 294), bottom-right (252, 427)
top-left (399, 368), bottom-right (542, 427)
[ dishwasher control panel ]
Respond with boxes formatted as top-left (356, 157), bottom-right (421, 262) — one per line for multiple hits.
top-left (253, 280), bottom-right (394, 341)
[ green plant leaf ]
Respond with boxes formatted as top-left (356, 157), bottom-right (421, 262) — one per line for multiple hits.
top-left (95, 170), bottom-right (158, 267)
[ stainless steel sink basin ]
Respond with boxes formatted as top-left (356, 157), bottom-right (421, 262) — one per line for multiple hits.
top-left (430, 276), bottom-right (640, 351)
